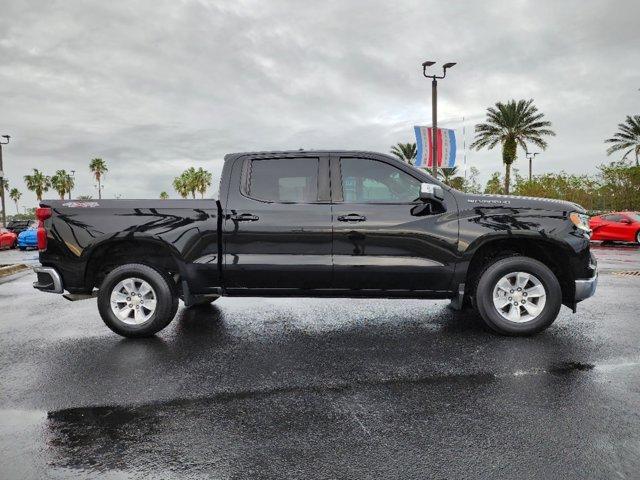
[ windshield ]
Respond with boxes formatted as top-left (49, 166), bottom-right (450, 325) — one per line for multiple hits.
top-left (629, 213), bottom-right (640, 222)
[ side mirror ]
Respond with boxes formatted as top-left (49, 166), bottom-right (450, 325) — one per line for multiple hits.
top-left (621, 218), bottom-right (631, 224)
top-left (420, 183), bottom-right (444, 202)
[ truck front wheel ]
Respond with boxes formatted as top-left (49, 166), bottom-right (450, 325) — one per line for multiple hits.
top-left (97, 263), bottom-right (178, 338)
top-left (475, 256), bottom-right (562, 336)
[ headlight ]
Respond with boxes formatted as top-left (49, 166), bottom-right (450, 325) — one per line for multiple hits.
top-left (570, 212), bottom-right (591, 233)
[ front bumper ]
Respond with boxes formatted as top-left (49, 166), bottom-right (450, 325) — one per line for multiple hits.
top-left (574, 265), bottom-right (598, 303)
top-left (33, 266), bottom-right (64, 294)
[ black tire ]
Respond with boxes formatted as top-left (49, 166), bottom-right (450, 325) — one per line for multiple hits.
top-left (18, 246), bottom-right (26, 251)
top-left (97, 263), bottom-right (178, 338)
top-left (475, 256), bottom-right (562, 336)
top-left (636, 230), bottom-right (640, 245)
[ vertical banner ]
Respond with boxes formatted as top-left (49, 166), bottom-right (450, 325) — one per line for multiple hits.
top-left (413, 126), bottom-right (457, 168)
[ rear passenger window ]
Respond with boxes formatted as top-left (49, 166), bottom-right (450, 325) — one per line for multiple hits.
top-left (247, 158), bottom-right (319, 203)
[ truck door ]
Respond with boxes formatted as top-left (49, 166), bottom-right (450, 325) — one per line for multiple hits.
top-left (222, 154), bottom-right (332, 291)
top-left (330, 155), bottom-right (458, 293)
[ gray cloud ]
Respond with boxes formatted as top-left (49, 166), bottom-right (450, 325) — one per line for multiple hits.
top-left (1, 0), bottom-right (639, 208)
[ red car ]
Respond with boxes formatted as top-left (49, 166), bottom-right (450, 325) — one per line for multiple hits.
top-left (0, 227), bottom-right (18, 249)
top-left (589, 212), bottom-right (640, 244)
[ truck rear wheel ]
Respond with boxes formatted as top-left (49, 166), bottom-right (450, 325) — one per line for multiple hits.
top-left (475, 256), bottom-right (562, 336)
top-left (97, 263), bottom-right (178, 338)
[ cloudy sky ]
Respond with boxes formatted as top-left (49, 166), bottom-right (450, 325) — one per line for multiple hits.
top-left (1, 0), bottom-right (639, 208)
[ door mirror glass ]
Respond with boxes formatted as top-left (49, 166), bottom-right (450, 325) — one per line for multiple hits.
top-left (420, 183), bottom-right (444, 202)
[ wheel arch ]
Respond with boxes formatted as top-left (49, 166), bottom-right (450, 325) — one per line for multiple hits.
top-left (84, 238), bottom-right (184, 292)
top-left (462, 235), bottom-right (575, 305)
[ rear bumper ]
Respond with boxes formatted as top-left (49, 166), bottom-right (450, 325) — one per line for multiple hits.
top-left (17, 242), bottom-right (37, 248)
top-left (574, 265), bottom-right (597, 303)
top-left (33, 266), bottom-right (64, 294)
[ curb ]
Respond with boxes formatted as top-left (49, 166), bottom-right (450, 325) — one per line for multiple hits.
top-left (0, 263), bottom-right (30, 279)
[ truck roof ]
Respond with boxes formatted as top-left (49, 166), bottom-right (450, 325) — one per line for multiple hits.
top-left (224, 150), bottom-right (395, 161)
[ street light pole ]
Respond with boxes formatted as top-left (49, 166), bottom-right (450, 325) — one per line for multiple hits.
top-left (0, 135), bottom-right (10, 227)
top-left (525, 152), bottom-right (539, 181)
top-left (431, 77), bottom-right (438, 178)
top-left (422, 61), bottom-right (456, 178)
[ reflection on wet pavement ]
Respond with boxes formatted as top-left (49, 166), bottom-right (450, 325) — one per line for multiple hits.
top-left (0, 243), bottom-right (639, 478)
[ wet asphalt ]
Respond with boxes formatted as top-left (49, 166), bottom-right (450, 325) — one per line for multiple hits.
top-left (0, 244), bottom-right (639, 479)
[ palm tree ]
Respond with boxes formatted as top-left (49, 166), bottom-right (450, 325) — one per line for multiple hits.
top-left (438, 166), bottom-right (458, 185)
top-left (194, 168), bottom-right (212, 198)
top-left (9, 188), bottom-right (21, 213)
top-left (173, 175), bottom-right (189, 199)
top-left (160, 191), bottom-right (169, 199)
top-left (390, 142), bottom-right (417, 164)
top-left (23, 169), bottom-right (51, 202)
top-left (605, 115), bottom-right (640, 166)
top-left (183, 167), bottom-right (198, 198)
top-left (89, 158), bottom-right (108, 199)
top-left (471, 99), bottom-right (555, 194)
top-left (51, 169), bottom-right (75, 200)
top-left (1, 178), bottom-right (8, 192)
top-left (186, 168), bottom-right (198, 198)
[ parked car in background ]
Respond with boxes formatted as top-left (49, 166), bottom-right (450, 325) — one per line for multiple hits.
top-left (0, 227), bottom-right (17, 249)
top-left (17, 223), bottom-right (38, 250)
top-left (589, 212), bottom-right (640, 244)
top-left (6, 219), bottom-right (33, 235)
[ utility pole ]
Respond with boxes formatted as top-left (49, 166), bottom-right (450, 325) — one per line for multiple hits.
top-left (525, 152), bottom-right (539, 181)
top-left (0, 135), bottom-right (10, 227)
top-left (422, 61), bottom-right (456, 178)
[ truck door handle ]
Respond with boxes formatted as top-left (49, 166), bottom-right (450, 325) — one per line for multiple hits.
top-left (338, 214), bottom-right (366, 222)
top-left (230, 213), bottom-right (259, 222)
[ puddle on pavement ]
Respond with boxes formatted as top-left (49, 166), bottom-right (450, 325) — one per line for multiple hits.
top-left (547, 361), bottom-right (595, 374)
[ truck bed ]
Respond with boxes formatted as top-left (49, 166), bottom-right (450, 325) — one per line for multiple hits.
top-left (39, 199), bottom-right (221, 295)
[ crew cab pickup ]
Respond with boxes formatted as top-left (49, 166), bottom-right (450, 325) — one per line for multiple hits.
top-left (33, 150), bottom-right (597, 337)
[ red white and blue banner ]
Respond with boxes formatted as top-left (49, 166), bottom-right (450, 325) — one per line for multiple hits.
top-left (413, 126), bottom-right (457, 168)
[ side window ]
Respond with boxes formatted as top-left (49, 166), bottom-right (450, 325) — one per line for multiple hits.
top-left (340, 157), bottom-right (422, 203)
top-left (247, 158), bottom-right (319, 203)
top-left (605, 214), bottom-right (623, 222)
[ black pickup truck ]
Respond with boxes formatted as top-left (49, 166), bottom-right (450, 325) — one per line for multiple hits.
top-left (33, 150), bottom-right (597, 337)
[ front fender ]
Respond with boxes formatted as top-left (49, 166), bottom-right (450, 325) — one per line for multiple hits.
top-left (451, 206), bottom-right (590, 290)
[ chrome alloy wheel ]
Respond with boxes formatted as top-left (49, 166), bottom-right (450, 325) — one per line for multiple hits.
top-left (492, 271), bottom-right (547, 323)
top-left (110, 277), bottom-right (157, 325)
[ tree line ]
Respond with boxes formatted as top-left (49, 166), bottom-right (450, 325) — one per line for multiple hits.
top-left (2, 158), bottom-right (109, 217)
top-left (2, 155), bottom-right (216, 219)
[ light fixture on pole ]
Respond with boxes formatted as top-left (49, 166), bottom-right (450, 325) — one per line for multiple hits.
top-left (0, 135), bottom-right (11, 227)
top-left (525, 152), bottom-right (539, 181)
top-left (422, 61), bottom-right (456, 177)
